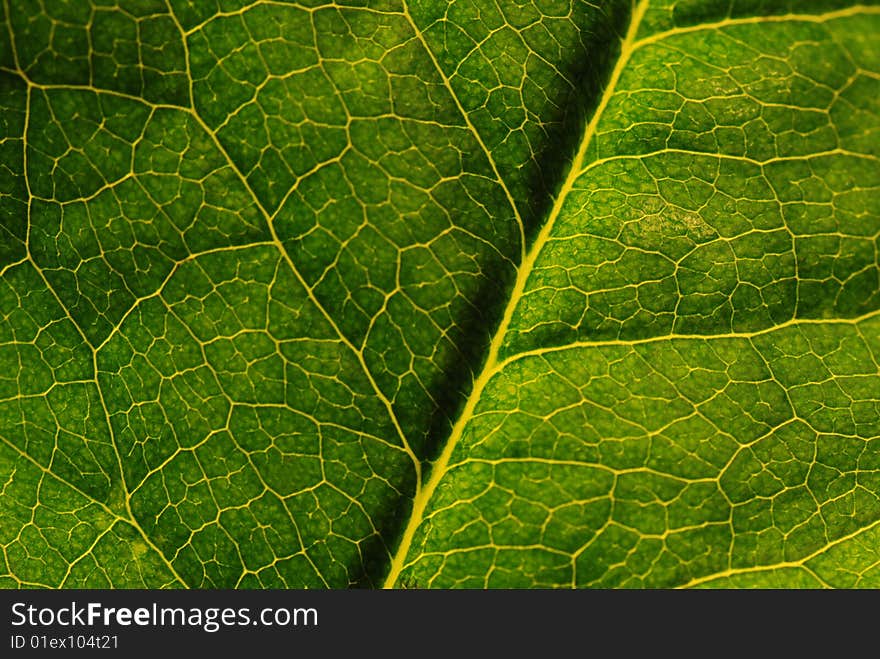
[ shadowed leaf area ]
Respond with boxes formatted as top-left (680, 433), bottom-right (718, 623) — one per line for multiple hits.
top-left (0, 0), bottom-right (879, 589)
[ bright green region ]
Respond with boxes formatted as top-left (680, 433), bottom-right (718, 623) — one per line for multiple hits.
top-left (504, 14), bottom-right (880, 357)
top-left (280, 157), bottom-right (519, 459)
top-left (0, 441), bottom-right (176, 588)
top-left (0, 262), bottom-right (122, 505)
top-left (690, 568), bottom-right (824, 588)
top-left (62, 521), bottom-right (183, 588)
top-left (401, 317), bottom-right (880, 587)
top-left (640, 0), bottom-right (880, 37)
top-left (97, 246), bottom-right (416, 587)
top-left (694, 520), bottom-right (880, 587)
top-left (807, 523), bottom-right (880, 587)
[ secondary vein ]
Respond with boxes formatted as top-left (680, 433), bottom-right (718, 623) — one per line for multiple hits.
top-left (400, 0), bottom-right (528, 262)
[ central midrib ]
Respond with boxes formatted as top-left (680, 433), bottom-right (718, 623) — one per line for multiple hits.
top-left (381, 0), bottom-right (651, 589)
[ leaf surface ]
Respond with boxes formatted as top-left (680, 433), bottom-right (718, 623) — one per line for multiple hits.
top-left (0, 0), bottom-right (878, 588)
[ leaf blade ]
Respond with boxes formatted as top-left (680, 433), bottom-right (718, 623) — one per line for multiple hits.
top-left (1, 0), bottom-right (879, 589)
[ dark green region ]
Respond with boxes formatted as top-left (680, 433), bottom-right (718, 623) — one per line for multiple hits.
top-left (185, 1), bottom-right (528, 461)
top-left (0, 70), bottom-right (27, 268)
top-left (407, 0), bottom-right (631, 240)
top-left (5, 0), bottom-right (188, 105)
top-left (26, 89), bottom-right (270, 346)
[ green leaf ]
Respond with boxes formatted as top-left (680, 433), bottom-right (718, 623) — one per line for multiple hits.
top-left (0, 0), bottom-right (878, 589)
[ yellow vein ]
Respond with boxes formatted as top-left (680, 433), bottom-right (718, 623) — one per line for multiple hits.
top-left (633, 4), bottom-right (880, 50)
top-left (494, 307), bottom-right (880, 372)
top-left (579, 147), bottom-right (879, 175)
top-left (382, 0), bottom-right (651, 589)
top-left (679, 514), bottom-right (880, 589)
top-left (5, 78), bottom-right (189, 111)
top-left (1, 0), bottom-right (22, 74)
